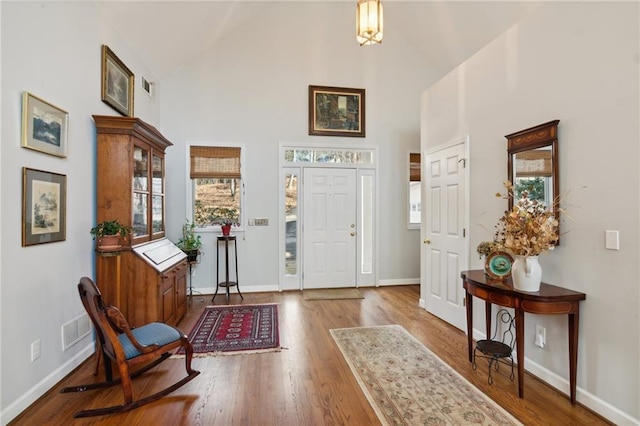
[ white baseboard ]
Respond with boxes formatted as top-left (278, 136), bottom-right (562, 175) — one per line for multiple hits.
top-left (195, 280), bottom-right (418, 295)
top-left (377, 278), bottom-right (419, 286)
top-left (1, 343), bottom-right (94, 426)
top-left (524, 358), bottom-right (639, 426)
top-left (196, 284), bottom-right (280, 297)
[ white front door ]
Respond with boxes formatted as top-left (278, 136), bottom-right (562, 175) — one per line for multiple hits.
top-left (423, 139), bottom-right (468, 330)
top-left (303, 168), bottom-right (357, 289)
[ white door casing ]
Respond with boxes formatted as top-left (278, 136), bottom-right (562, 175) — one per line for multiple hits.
top-left (423, 139), bottom-right (468, 330)
top-left (303, 168), bottom-right (357, 288)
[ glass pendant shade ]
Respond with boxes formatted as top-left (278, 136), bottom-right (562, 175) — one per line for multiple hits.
top-left (356, 0), bottom-right (383, 46)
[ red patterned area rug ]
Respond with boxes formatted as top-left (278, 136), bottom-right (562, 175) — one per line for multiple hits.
top-left (175, 304), bottom-right (280, 356)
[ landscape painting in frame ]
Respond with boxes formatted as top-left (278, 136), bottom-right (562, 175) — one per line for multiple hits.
top-left (101, 44), bottom-right (134, 117)
top-left (309, 85), bottom-right (365, 137)
top-left (21, 92), bottom-right (68, 158)
top-left (22, 168), bottom-right (67, 246)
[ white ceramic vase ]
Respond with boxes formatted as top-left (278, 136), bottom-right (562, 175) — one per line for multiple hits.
top-left (512, 255), bottom-right (542, 292)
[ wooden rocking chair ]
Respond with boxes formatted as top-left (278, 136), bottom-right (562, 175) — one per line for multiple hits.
top-left (61, 277), bottom-right (200, 417)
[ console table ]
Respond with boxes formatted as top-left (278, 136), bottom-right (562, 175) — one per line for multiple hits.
top-left (461, 270), bottom-right (586, 404)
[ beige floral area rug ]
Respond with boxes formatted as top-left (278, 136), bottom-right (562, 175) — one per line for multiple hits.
top-left (330, 325), bottom-right (522, 425)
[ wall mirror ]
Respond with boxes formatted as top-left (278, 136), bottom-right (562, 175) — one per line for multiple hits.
top-left (505, 119), bottom-right (560, 242)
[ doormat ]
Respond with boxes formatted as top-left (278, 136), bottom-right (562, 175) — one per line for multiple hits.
top-left (175, 304), bottom-right (280, 356)
top-left (303, 288), bottom-right (364, 300)
top-left (330, 325), bottom-right (523, 426)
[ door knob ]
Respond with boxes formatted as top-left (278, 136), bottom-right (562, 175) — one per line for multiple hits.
top-left (350, 232), bottom-right (356, 237)
top-left (424, 239), bottom-right (431, 244)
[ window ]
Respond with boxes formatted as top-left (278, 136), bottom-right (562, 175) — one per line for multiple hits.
top-left (283, 171), bottom-right (298, 276)
top-left (189, 146), bottom-right (242, 228)
top-left (408, 152), bottom-right (421, 228)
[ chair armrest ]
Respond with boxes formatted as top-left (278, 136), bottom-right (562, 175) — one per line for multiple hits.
top-left (104, 306), bottom-right (159, 354)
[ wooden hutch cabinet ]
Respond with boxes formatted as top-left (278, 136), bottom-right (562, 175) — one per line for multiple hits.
top-left (94, 115), bottom-right (187, 327)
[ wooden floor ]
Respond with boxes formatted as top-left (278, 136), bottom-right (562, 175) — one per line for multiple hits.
top-left (11, 285), bottom-right (610, 425)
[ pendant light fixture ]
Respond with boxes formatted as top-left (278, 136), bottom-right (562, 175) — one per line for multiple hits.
top-left (356, 0), bottom-right (383, 46)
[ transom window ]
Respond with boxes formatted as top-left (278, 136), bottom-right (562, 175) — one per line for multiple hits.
top-left (284, 148), bottom-right (374, 164)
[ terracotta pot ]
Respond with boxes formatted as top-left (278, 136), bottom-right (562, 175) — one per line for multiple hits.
top-left (96, 234), bottom-right (121, 252)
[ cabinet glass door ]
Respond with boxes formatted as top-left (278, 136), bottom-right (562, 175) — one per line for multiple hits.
top-left (152, 154), bottom-right (164, 234)
top-left (133, 146), bottom-right (149, 237)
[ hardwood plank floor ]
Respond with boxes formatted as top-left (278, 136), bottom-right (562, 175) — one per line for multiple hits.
top-left (10, 285), bottom-right (610, 425)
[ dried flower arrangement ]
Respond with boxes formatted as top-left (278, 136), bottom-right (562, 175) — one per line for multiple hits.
top-left (476, 241), bottom-right (504, 259)
top-left (493, 181), bottom-right (559, 256)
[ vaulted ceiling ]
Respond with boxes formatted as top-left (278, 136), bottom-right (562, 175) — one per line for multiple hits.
top-left (93, 1), bottom-right (540, 81)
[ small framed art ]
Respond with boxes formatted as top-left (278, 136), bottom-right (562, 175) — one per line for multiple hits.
top-left (22, 167), bottom-right (67, 246)
top-left (21, 92), bottom-right (68, 158)
top-left (101, 44), bottom-right (134, 117)
top-left (309, 85), bottom-right (365, 137)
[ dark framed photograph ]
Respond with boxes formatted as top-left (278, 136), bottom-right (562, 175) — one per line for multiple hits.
top-left (309, 85), bottom-right (365, 137)
top-left (101, 44), bottom-right (134, 117)
top-left (21, 92), bottom-right (68, 158)
top-left (22, 167), bottom-right (67, 246)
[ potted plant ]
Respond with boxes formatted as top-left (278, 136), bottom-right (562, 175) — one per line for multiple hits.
top-left (90, 220), bottom-right (132, 252)
top-left (176, 219), bottom-right (202, 262)
top-left (209, 207), bottom-right (240, 236)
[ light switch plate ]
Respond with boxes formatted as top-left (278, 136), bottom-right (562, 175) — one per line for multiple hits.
top-left (605, 230), bottom-right (619, 250)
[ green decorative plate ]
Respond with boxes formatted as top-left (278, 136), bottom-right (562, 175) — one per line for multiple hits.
top-left (485, 251), bottom-right (513, 280)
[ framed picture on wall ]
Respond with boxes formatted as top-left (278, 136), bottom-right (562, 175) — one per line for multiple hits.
top-left (22, 167), bottom-right (67, 246)
top-left (21, 92), bottom-right (68, 158)
top-left (309, 85), bottom-right (365, 137)
top-left (101, 44), bottom-right (134, 117)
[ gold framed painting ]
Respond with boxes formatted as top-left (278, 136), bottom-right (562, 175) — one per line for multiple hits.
top-left (22, 167), bottom-right (67, 246)
top-left (101, 44), bottom-right (134, 117)
top-left (21, 92), bottom-right (68, 158)
top-left (309, 85), bottom-right (365, 137)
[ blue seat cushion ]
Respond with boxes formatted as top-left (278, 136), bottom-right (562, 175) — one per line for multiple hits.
top-left (117, 322), bottom-right (182, 360)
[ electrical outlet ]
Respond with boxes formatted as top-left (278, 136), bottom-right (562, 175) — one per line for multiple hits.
top-left (535, 325), bottom-right (546, 348)
top-left (31, 339), bottom-right (41, 362)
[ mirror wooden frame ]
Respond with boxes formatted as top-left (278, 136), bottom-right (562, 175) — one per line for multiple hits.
top-left (505, 119), bottom-right (560, 243)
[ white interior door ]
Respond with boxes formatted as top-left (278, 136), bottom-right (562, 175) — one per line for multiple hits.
top-left (303, 168), bottom-right (357, 289)
top-left (423, 140), bottom-right (468, 330)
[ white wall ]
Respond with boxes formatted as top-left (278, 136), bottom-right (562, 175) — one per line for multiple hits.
top-left (421, 2), bottom-right (639, 424)
top-left (0, 2), bottom-right (163, 423)
top-left (160, 2), bottom-right (427, 291)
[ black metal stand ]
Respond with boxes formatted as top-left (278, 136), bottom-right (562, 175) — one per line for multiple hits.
top-left (212, 235), bottom-right (243, 304)
top-left (187, 260), bottom-right (201, 302)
